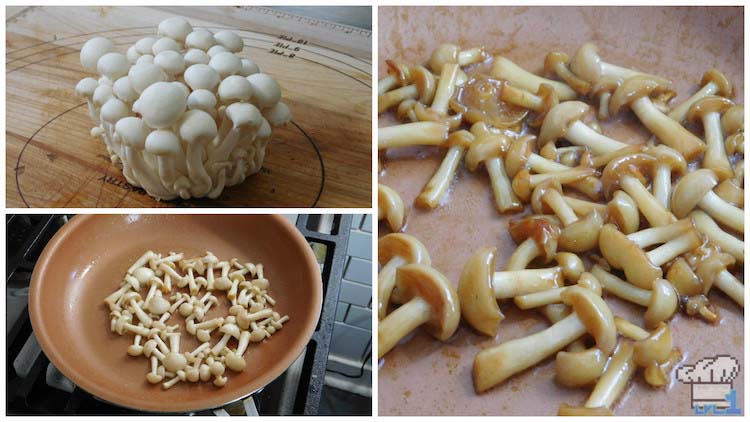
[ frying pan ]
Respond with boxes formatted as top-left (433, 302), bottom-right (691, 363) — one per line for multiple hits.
top-left (378, 6), bottom-right (743, 416)
top-left (29, 214), bottom-right (322, 413)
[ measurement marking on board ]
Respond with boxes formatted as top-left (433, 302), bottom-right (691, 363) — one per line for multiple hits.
top-left (269, 35), bottom-right (308, 59)
top-left (248, 6), bottom-right (371, 38)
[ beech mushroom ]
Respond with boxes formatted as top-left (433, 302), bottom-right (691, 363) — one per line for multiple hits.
top-left (498, 82), bottom-right (559, 127)
top-left (598, 221), bottom-right (701, 289)
top-left (544, 52), bottom-right (591, 95)
top-left (722, 104), bottom-right (744, 156)
top-left (671, 168), bottom-right (744, 233)
top-left (514, 271), bottom-right (602, 310)
top-left (511, 167), bottom-right (595, 202)
top-left (377, 264), bottom-right (460, 358)
top-left (591, 265), bottom-right (678, 327)
top-left (465, 129), bottom-right (522, 213)
top-left (378, 121), bottom-right (448, 149)
top-left (115, 117), bottom-right (176, 200)
top-left (473, 286), bottom-right (616, 392)
top-left (178, 109), bottom-right (217, 197)
top-left (416, 130), bottom-right (474, 208)
top-left (601, 153), bottom-right (676, 227)
top-left (80, 37), bottom-right (115, 72)
top-left (378, 184), bottom-right (405, 231)
top-left (490, 56), bottom-right (577, 101)
top-left (377, 234), bottom-right (431, 320)
top-left (615, 317), bottom-right (681, 387)
top-left (606, 190), bottom-right (639, 234)
top-left (643, 145), bottom-right (687, 209)
top-left (590, 76), bottom-right (622, 120)
top-left (458, 247), bottom-right (563, 335)
top-left (688, 96), bottom-right (735, 180)
top-left (428, 43), bottom-right (486, 73)
top-left (506, 215), bottom-right (561, 270)
top-left (145, 129), bottom-right (185, 191)
top-left (539, 101), bottom-right (630, 155)
top-left (667, 69), bottom-right (733, 123)
top-left (696, 252), bottom-right (743, 307)
top-left (609, 76), bottom-right (705, 160)
top-left (714, 179), bottom-right (744, 208)
top-left (690, 210), bottom-right (743, 264)
top-left (569, 42), bottom-right (656, 84)
top-left (555, 347), bottom-right (606, 387)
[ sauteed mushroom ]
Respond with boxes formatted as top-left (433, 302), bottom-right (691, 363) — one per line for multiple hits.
top-left (378, 234), bottom-right (431, 320)
top-left (688, 96), bottom-right (735, 180)
top-left (491, 56), bottom-right (577, 100)
top-left (672, 168), bottom-right (744, 233)
top-left (667, 69), bottom-right (733, 123)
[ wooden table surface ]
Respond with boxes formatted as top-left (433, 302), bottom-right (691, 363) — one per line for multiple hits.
top-left (6, 6), bottom-right (372, 208)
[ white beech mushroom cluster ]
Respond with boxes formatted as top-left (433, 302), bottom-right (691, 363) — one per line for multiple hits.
top-left (75, 17), bottom-right (291, 201)
top-left (104, 251), bottom-right (289, 389)
top-left (378, 42), bottom-right (744, 415)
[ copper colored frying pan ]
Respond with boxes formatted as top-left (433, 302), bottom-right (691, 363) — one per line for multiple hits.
top-left (29, 214), bottom-right (322, 413)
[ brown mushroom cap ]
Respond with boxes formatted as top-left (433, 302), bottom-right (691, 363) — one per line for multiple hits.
top-left (644, 145), bottom-right (687, 174)
top-left (696, 252), bottom-right (736, 293)
top-left (378, 233), bottom-right (431, 267)
top-left (569, 42), bottom-right (603, 83)
top-left (721, 104), bottom-right (744, 134)
top-left (607, 191), bottom-right (640, 234)
top-left (598, 224), bottom-right (661, 288)
top-left (666, 258), bottom-right (704, 296)
top-left (559, 210), bottom-right (604, 252)
top-left (544, 52), bottom-right (591, 95)
top-left (458, 247), bottom-right (503, 336)
top-left (529, 84), bottom-right (560, 127)
top-left (385, 60), bottom-right (411, 86)
top-left (561, 286), bottom-right (617, 354)
top-left (530, 179), bottom-right (564, 215)
top-left (609, 76), bottom-right (674, 115)
top-left (701, 68), bottom-right (733, 98)
top-left (428, 43), bottom-right (459, 74)
top-left (504, 136), bottom-right (534, 177)
top-left (411, 65), bottom-right (437, 104)
top-left (687, 95), bottom-right (735, 122)
top-left (556, 252), bottom-right (585, 282)
top-left (465, 134), bottom-right (511, 171)
top-left (395, 263), bottom-right (460, 341)
top-left (601, 153), bottom-right (656, 198)
top-left (538, 101), bottom-right (589, 147)
top-left (591, 75), bottom-right (623, 96)
top-left (555, 348), bottom-right (607, 387)
top-left (644, 279), bottom-right (679, 327)
top-left (633, 322), bottom-right (672, 367)
top-left (508, 215), bottom-right (561, 263)
top-left (670, 168), bottom-right (719, 218)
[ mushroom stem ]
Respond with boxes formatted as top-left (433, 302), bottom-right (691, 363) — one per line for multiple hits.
top-left (473, 313), bottom-right (586, 392)
top-left (378, 84), bottom-right (418, 113)
top-left (698, 190), bottom-right (744, 233)
top-left (652, 164), bottom-right (673, 209)
top-left (667, 80), bottom-right (722, 123)
top-left (645, 231), bottom-right (701, 266)
top-left (505, 238), bottom-right (539, 270)
top-left (378, 122), bottom-right (448, 149)
top-left (626, 219), bottom-right (694, 248)
top-left (514, 286), bottom-right (569, 309)
top-left (543, 189), bottom-right (578, 226)
top-left (714, 271), bottom-right (744, 307)
top-left (619, 174), bottom-right (676, 227)
top-left (500, 83), bottom-right (544, 110)
top-left (595, 267), bottom-right (650, 307)
top-left (486, 157), bottom-right (520, 213)
top-left (492, 267), bottom-right (561, 299)
top-left (563, 196), bottom-right (609, 216)
top-left (491, 56), bottom-right (577, 101)
top-left (629, 96), bottom-right (705, 160)
top-left (690, 210), bottom-right (743, 263)
top-left (700, 110), bottom-right (733, 180)
top-left (584, 340), bottom-right (635, 409)
top-left (430, 63), bottom-right (459, 115)
top-left (378, 297), bottom-right (431, 359)
top-left (377, 256), bottom-right (406, 320)
top-left (614, 317), bottom-right (649, 341)
top-left (416, 144), bottom-right (464, 208)
top-left (564, 120), bottom-right (629, 155)
top-left (378, 75), bottom-right (397, 95)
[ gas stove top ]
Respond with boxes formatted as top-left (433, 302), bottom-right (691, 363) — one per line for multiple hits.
top-left (6, 214), bottom-right (349, 415)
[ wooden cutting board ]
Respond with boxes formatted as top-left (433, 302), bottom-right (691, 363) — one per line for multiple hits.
top-left (378, 6), bottom-right (743, 416)
top-left (6, 6), bottom-right (372, 208)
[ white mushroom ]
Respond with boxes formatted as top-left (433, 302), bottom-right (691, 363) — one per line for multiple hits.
top-left (217, 75), bottom-right (253, 104)
top-left (154, 50), bottom-right (186, 78)
top-left (213, 30), bottom-right (244, 53)
top-left (184, 48), bottom-right (210, 66)
top-left (238, 58), bottom-right (260, 76)
top-left (112, 76), bottom-right (138, 104)
top-left (127, 62), bottom-right (167, 94)
top-left (115, 117), bottom-right (175, 200)
top-left (179, 109), bottom-right (217, 197)
top-left (151, 37), bottom-right (181, 56)
top-left (80, 37), bottom-right (115, 71)
top-left (246, 73), bottom-right (281, 108)
top-left (133, 82), bottom-right (187, 129)
top-left (184, 63), bottom-right (221, 92)
top-left (185, 29), bottom-right (216, 51)
top-left (145, 129), bottom-right (186, 190)
top-left (96, 52), bottom-right (129, 81)
top-left (157, 17), bottom-right (193, 43)
top-left (209, 51), bottom-right (242, 78)
top-left (75, 77), bottom-right (100, 122)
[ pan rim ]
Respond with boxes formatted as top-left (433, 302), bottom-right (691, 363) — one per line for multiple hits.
top-left (28, 214), bottom-right (323, 413)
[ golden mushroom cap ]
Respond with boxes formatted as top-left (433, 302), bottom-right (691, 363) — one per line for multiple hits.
top-left (701, 68), bottom-right (733, 98)
top-left (687, 95), bottom-right (735, 122)
top-left (458, 247), bottom-right (503, 337)
top-left (644, 279), bottom-right (679, 328)
top-left (377, 233), bottom-right (431, 267)
top-left (598, 224), bottom-right (662, 289)
top-left (395, 263), bottom-right (460, 341)
top-left (609, 75), bottom-right (674, 115)
top-left (561, 285), bottom-right (617, 355)
top-left (670, 168), bottom-right (719, 218)
top-left (538, 101), bottom-right (589, 147)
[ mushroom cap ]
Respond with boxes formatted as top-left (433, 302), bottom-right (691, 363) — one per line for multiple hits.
top-left (207, 45), bottom-right (229, 58)
top-left (670, 168), bottom-right (719, 218)
top-left (701, 68), bottom-right (732, 98)
top-left (154, 50), bottom-right (186, 76)
top-left (696, 252), bottom-right (735, 293)
top-left (115, 117), bottom-right (150, 149)
top-left (559, 209), bottom-right (604, 253)
top-left (633, 322), bottom-right (672, 366)
top-left (721, 104), bottom-right (744, 134)
top-left (112, 76), bottom-right (138, 103)
top-left (666, 258), bottom-right (704, 296)
top-left (225, 102), bottom-right (263, 129)
top-left (504, 136), bottom-right (534, 177)
top-left (465, 134), bottom-right (510, 171)
top-left (75, 77), bottom-right (99, 98)
top-left (218, 75), bottom-right (254, 103)
top-left (80, 37), bottom-right (115, 71)
top-left (92, 84), bottom-right (114, 107)
top-left (555, 347), bottom-right (606, 387)
top-left (136, 54), bottom-right (155, 65)
top-left (96, 52), bottom-right (129, 80)
top-left (508, 215), bottom-right (561, 262)
top-left (184, 48), bottom-right (211, 66)
top-left (530, 179), bottom-right (563, 215)
top-left (264, 102), bottom-right (292, 127)
top-left (598, 224), bottom-right (661, 289)
top-left (185, 29), bottom-right (216, 51)
top-left (239, 58), bottom-right (260, 77)
top-left (128, 62), bottom-right (168, 94)
top-left (220, 322), bottom-right (241, 338)
top-left (147, 295), bottom-right (171, 315)
top-left (246, 73), bottom-right (282, 108)
top-left (135, 37), bottom-right (158, 55)
top-left (145, 129), bottom-right (182, 156)
top-left (428, 43), bottom-right (459, 73)
top-left (184, 64), bottom-right (221, 92)
top-left (561, 285), bottom-right (616, 354)
top-left (395, 263), bottom-right (460, 341)
top-left (556, 252), bottom-right (585, 282)
top-left (213, 30), bottom-right (244, 53)
top-left (100, 98), bottom-right (130, 124)
top-left (133, 82), bottom-right (187, 129)
top-left (157, 17), bottom-right (193, 43)
top-left (591, 75), bottom-right (623, 96)
top-left (410, 65), bottom-right (437, 104)
top-left (163, 352), bottom-right (188, 373)
top-left (133, 267), bottom-right (155, 284)
top-left (687, 95), bottom-right (735, 122)
top-left (152, 37), bottom-right (181, 56)
top-left (378, 233), bottom-right (431, 266)
top-left (209, 51), bottom-right (242, 78)
top-left (607, 190), bottom-right (640, 234)
top-left (187, 89), bottom-right (217, 112)
top-left (457, 247), bottom-right (503, 336)
top-left (644, 279), bottom-right (679, 327)
top-left (178, 109), bottom-right (218, 145)
top-left (126, 45), bottom-right (140, 64)
top-left (538, 101), bottom-right (589, 147)
top-left (601, 153), bottom-right (656, 198)
top-left (569, 42), bottom-right (602, 83)
top-left (644, 144), bottom-right (686, 174)
top-left (609, 76), bottom-right (674, 115)
top-left (225, 352), bottom-right (246, 371)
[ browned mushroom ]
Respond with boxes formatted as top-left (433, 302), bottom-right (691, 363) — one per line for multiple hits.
top-left (606, 190), bottom-right (640, 234)
top-left (539, 101), bottom-right (631, 155)
top-left (465, 125), bottom-right (522, 212)
top-left (722, 104), bottom-right (744, 156)
top-left (644, 145), bottom-right (687, 209)
top-left (378, 60), bottom-right (412, 95)
top-left (544, 52), bottom-right (591, 95)
top-left (506, 215), bottom-right (561, 270)
top-left (428, 43), bottom-right (486, 74)
top-left (688, 96), bottom-right (735, 180)
top-left (569, 42), bottom-right (656, 84)
top-left (672, 168), bottom-right (744, 234)
top-left (696, 251), bottom-right (743, 307)
top-left (512, 167), bottom-right (596, 203)
top-left (499, 83), bottom-right (559, 127)
top-left (667, 68), bottom-right (733, 123)
top-left (491, 56), bottom-right (578, 100)
top-left (690, 210), bottom-right (743, 263)
top-left (417, 130), bottom-right (474, 208)
top-left (378, 121), bottom-right (449, 150)
top-left (590, 76), bottom-right (623, 120)
top-left (714, 179), bottom-right (744, 208)
top-left (378, 184), bottom-right (405, 232)
top-left (377, 234), bottom-right (431, 320)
